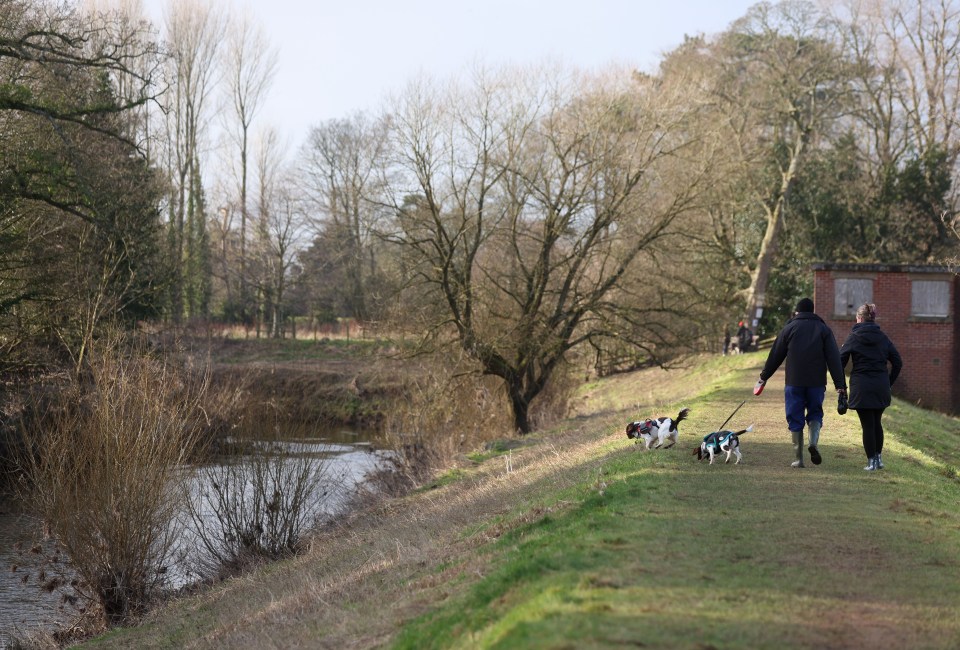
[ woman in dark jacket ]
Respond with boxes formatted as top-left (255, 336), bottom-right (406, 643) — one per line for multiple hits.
top-left (839, 303), bottom-right (903, 471)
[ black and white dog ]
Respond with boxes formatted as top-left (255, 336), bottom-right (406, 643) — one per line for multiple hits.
top-left (625, 408), bottom-right (690, 450)
top-left (695, 425), bottom-right (753, 464)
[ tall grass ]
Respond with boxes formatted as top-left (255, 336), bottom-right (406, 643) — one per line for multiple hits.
top-left (372, 356), bottom-right (515, 494)
top-left (16, 335), bottom-right (212, 625)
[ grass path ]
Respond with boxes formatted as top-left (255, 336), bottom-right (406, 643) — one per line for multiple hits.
top-left (84, 354), bottom-right (960, 649)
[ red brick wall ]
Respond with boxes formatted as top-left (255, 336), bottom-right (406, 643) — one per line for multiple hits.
top-left (814, 267), bottom-right (959, 413)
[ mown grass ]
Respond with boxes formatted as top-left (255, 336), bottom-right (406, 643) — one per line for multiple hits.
top-left (392, 354), bottom-right (960, 649)
top-left (80, 353), bottom-right (960, 649)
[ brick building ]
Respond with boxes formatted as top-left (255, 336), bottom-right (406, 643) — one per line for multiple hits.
top-left (812, 263), bottom-right (959, 414)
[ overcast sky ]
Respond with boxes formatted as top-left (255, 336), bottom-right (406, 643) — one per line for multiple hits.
top-left (141, 0), bottom-right (760, 146)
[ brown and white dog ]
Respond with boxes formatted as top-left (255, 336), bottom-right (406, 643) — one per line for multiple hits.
top-left (625, 408), bottom-right (690, 450)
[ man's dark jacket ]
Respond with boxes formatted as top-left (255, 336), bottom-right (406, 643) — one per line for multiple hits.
top-left (839, 322), bottom-right (903, 409)
top-left (760, 312), bottom-right (846, 389)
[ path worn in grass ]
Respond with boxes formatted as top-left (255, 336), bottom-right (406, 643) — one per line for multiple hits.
top-left (84, 354), bottom-right (960, 649)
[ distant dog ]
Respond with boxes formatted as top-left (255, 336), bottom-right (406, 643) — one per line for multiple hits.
top-left (695, 425), bottom-right (753, 464)
top-left (625, 408), bottom-right (690, 450)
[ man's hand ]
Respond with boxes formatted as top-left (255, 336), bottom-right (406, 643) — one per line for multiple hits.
top-left (753, 378), bottom-right (766, 396)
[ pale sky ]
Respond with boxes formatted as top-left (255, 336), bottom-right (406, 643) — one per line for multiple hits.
top-left (142, 0), bottom-right (760, 146)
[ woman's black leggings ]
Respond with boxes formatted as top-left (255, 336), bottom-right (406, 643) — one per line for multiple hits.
top-left (857, 408), bottom-right (885, 459)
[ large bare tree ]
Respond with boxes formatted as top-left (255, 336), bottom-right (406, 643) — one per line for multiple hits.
top-left (381, 66), bottom-right (708, 433)
top-left (832, 0), bottom-right (960, 253)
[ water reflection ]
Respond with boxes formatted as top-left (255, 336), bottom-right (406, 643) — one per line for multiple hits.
top-left (0, 434), bottom-right (387, 644)
top-left (175, 438), bottom-right (385, 586)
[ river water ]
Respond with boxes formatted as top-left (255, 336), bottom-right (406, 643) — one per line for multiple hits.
top-left (0, 429), bottom-right (386, 645)
top-left (0, 511), bottom-right (67, 643)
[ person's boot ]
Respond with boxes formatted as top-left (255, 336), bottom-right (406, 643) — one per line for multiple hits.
top-left (807, 420), bottom-right (822, 465)
top-left (876, 452), bottom-right (884, 469)
top-left (864, 455), bottom-right (879, 471)
top-left (791, 429), bottom-right (805, 468)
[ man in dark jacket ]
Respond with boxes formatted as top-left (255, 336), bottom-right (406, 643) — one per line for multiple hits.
top-left (755, 298), bottom-right (847, 467)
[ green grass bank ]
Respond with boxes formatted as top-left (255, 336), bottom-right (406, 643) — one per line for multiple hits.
top-left (83, 353), bottom-right (960, 649)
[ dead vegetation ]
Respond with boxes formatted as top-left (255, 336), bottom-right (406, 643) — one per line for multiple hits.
top-left (186, 417), bottom-right (351, 580)
top-left (91, 416), bottom-right (618, 648)
top-left (14, 335), bottom-right (212, 626)
top-left (6, 335), bottom-right (586, 646)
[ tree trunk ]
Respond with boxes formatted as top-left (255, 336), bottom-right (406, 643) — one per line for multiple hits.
top-left (745, 129), bottom-right (807, 327)
top-left (744, 204), bottom-right (783, 328)
top-left (507, 383), bottom-right (532, 435)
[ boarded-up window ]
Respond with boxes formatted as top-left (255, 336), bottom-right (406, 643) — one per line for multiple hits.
top-left (911, 280), bottom-right (950, 317)
top-left (834, 278), bottom-right (873, 316)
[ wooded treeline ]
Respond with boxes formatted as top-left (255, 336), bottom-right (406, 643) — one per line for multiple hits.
top-left (1, 0), bottom-right (958, 431)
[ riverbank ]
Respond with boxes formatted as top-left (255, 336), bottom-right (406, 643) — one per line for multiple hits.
top-left (0, 334), bottom-right (414, 646)
top-left (78, 352), bottom-right (960, 649)
top-left (0, 336), bottom-right (400, 487)
top-left (203, 336), bottom-right (408, 430)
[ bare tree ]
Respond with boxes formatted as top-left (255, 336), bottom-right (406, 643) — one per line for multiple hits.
top-left (79, 0), bottom-right (162, 153)
top-left (222, 10), bottom-right (278, 318)
top-left (882, 0), bottom-right (960, 177)
top-left (381, 65), bottom-right (708, 433)
top-left (694, 1), bottom-right (856, 326)
top-left (159, 0), bottom-right (225, 321)
top-left (832, 0), bottom-right (960, 249)
top-left (252, 127), bottom-right (304, 337)
top-left (300, 112), bottom-right (390, 321)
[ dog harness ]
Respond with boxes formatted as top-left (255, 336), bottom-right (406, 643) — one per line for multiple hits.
top-left (626, 419), bottom-right (656, 439)
top-left (702, 430), bottom-right (736, 453)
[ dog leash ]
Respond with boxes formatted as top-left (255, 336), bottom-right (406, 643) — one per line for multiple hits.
top-left (716, 400), bottom-right (746, 431)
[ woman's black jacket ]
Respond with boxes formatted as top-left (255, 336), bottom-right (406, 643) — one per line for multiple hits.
top-left (839, 322), bottom-right (903, 410)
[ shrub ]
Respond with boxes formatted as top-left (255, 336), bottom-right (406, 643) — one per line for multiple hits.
top-left (370, 355), bottom-right (514, 494)
top-left (16, 334), bottom-right (210, 624)
top-left (186, 417), bottom-right (349, 578)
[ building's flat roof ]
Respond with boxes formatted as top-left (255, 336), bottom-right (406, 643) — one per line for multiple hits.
top-left (812, 262), bottom-right (956, 274)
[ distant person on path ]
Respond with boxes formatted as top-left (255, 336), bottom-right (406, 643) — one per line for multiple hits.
top-left (736, 321), bottom-right (752, 353)
top-left (723, 328), bottom-right (731, 356)
top-left (839, 303), bottom-right (903, 472)
top-left (754, 298), bottom-right (847, 468)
